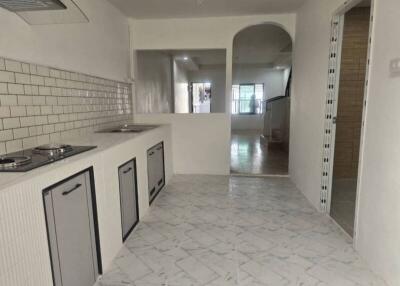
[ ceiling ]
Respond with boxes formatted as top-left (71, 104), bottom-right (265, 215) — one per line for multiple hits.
top-left (168, 49), bottom-right (226, 65)
top-left (233, 24), bottom-right (292, 67)
top-left (107, 0), bottom-right (307, 19)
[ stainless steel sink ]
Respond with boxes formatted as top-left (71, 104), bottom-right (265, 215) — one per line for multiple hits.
top-left (97, 124), bottom-right (158, 134)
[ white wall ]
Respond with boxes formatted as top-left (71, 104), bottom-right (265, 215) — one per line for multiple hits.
top-left (173, 61), bottom-right (190, 113)
top-left (135, 51), bottom-right (173, 113)
top-left (290, 0), bottom-right (340, 209)
top-left (134, 114), bottom-right (231, 175)
top-left (291, 0), bottom-right (400, 285)
top-left (233, 67), bottom-right (286, 99)
top-left (188, 66), bottom-right (226, 113)
top-left (130, 14), bottom-right (296, 113)
top-left (355, 1), bottom-right (400, 285)
top-left (0, 0), bottom-right (130, 81)
top-left (231, 115), bottom-right (264, 132)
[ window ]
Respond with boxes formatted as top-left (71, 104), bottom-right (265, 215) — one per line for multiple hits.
top-left (232, 84), bottom-right (264, 114)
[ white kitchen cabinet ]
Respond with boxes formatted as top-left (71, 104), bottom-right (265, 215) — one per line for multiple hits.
top-left (118, 159), bottom-right (139, 241)
top-left (43, 169), bottom-right (101, 286)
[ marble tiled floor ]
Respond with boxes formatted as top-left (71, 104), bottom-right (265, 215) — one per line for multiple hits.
top-left (230, 132), bottom-right (288, 176)
top-left (330, 178), bottom-right (358, 237)
top-left (97, 175), bottom-right (386, 286)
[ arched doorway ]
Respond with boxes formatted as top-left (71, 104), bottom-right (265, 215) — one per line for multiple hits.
top-left (230, 24), bottom-right (293, 176)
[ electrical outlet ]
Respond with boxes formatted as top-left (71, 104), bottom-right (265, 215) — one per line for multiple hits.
top-left (390, 58), bottom-right (400, 77)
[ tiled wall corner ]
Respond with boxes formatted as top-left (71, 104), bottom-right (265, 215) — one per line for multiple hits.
top-left (0, 57), bottom-right (132, 155)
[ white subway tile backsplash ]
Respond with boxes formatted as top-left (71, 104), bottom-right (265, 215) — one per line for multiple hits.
top-left (0, 71), bottom-right (15, 83)
top-left (22, 136), bottom-right (37, 149)
top-left (34, 116), bottom-right (47, 125)
top-left (43, 124), bottom-right (54, 134)
top-left (32, 96), bottom-right (45, 106)
top-left (7, 84), bottom-right (24, 95)
top-left (15, 73), bottom-right (31, 84)
top-left (18, 96), bottom-right (33, 106)
top-left (26, 106), bottom-right (41, 116)
top-left (39, 86), bottom-right (51, 96)
top-left (0, 56), bottom-right (131, 154)
top-left (21, 63), bottom-right (30, 74)
top-left (0, 130), bottom-right (13, 141)
top-left (20, 116), bottom-right (36, 127)
top-left (31, 85), bottom-right (39, 95)
top-left (44, 77), bottom-right (56, 87)
top-left (0, 83), bottom-right (7, 94)
top-left (6, 139), bottom-right (22, 152)
top-left (0, 58), bottom-right (5, 70)
top-left (0, 106), bottom-right (10, 118)
top-left (0, 142), bottom-right (5, 154)
top-left (10, 106), bottom-right (26, 117)
top-left (45, 96), bottom-right (57, 105)
top-left (3, 118), bottom-right (20, 129)
top-left (40, 106), bottom-right (52, 115)
top-left (36, 66), bottom-right (50, 77)
top-left (23, 85), bottom-right (33, 95)
top-left (5, 60), bottom-right (22, 73)
top-left (30, 75), bottom-right (44, 86)
top-left (49, 132), bottom-right (61, 142)
top-left (37, 134), bottom-right (49, 145)
top-left (0, 95), bottom-right (18, 106)
top-left (13, 128), bottom-right (28, 139)
top-left (48, 115), bottom-right (59, 124)
top-left (29, 64), bottom-right (37, 75)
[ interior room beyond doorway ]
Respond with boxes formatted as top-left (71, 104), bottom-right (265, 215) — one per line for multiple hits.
top-left (230, 24), bottom-right (292, 176)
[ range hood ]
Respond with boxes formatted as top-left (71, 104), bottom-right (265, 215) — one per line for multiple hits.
top-left (0, 0), bottom-right (66, 12)
top-left (0, 0), bottom-right (88, 25)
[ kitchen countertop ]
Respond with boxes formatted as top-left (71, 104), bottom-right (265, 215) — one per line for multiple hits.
top-left (0, 124), bottom-right (167, 192)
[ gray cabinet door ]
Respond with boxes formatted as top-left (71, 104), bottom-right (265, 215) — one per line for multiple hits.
top-left (118, 160), bottom-right (138, 240)
top-left (154, 143), bottom-right (165, 191)
top-left (147, 147), bottom-right (157, 201)
top-left (45, 171), bottom-right (98, 286)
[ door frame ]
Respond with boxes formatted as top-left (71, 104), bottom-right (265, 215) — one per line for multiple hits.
top-left (320, 0), bottom-right (375, 240)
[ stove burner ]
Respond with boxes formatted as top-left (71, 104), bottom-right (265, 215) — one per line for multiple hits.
top-left (0, 156), bottom-right (32, 169)
top-left (33, 144), bottom-right (73, 156)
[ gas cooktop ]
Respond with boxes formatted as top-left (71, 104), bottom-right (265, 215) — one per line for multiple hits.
top-left (0, 144), bottom-right (96, 172)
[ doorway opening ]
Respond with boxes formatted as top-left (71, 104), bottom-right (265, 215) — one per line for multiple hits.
top-left (322, 0), bottom-right (373, 237)
top-left (230, 24), bottom-right (292, 176)
top-left (190, 82), bottom-right (212, 113)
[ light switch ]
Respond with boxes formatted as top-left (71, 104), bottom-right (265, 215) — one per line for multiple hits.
top-left (390, 58), bottom-right (400, 77)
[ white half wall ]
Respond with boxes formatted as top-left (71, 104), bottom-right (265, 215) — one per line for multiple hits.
top-left (134, 114), bottom-right (231, 175)
top-left (231, 115), bottom-right (264, 132)
top-left (0, 0), bottom-right (130, 81)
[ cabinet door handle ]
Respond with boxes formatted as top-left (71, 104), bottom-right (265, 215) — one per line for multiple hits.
top-left (149, 151), bottom-right (154, 156)
top-left (123, 167), bottom-right (132, 174)
top-left (62, 184), bottom-right (82, 196)
top-left (156, 146), bottom-right (162, 151)
top-left (158, 179), bottom-right (163, 186)
top-left (150, 187), bottom-right (155, 195)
